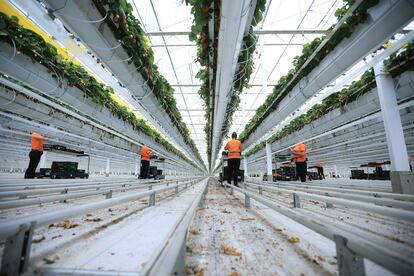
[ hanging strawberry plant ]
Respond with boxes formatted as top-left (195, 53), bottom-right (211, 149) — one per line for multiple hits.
top-left (0, 12), bottom-right (200, 169)
top-left (244, 43), bottom-right (414, 158)
top-left (88, 0), bottom-right (204, 168)
top-left (239, 0), bottom-right (380, 143)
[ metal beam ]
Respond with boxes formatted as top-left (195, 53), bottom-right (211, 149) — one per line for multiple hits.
top-left (146, 29), bottom-right (328, 36)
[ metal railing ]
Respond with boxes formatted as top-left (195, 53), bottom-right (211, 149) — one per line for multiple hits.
top-left (223, 181), bottom-right (414, 276)
top-left (0, 178), bottom-right (203, 275)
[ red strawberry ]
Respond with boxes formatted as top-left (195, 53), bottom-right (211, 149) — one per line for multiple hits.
top-left (113, 16), bottom-right (119, 23)
top-left (122, 18), bottom-right (127, 24)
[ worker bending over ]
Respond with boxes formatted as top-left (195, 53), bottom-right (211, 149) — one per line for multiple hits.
top-left (25, 132), bottom-right (47, 179)
top-left (224, 132), bottom-right (243, 187)
top-left (140, 144), bottom-right (151, 179)
top-left (291, 143), bottom-right (308, 182)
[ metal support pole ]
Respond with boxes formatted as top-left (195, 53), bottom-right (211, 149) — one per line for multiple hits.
top-left (230, 187), bottom-right (234, 195)
top-left (258, 186), bottom-right (263, 195)
top-left (175, 186), bottom-right (179, 194)
top-left (266, 143), bottom-right (272, 176)
top-left (243, 158), bottom-right (248, 177)
top-left (105, 158), bottom-right (110, 177)
top-left (293, 193), bottom-right (301, 208)
top-left (325, 192), bottom-right (334, 208)
top-left (334, 165), bottom-right (338, 179)
top-left (59, 189), bottom-right (68, 203)
top-left (134, 162), bottom-right (139, 177)
top-left (334, 235), bottom-right (365, 276)
top-left (39, 151), bottom-right (47, 169)
top-left (149, 192), bottom-right (156, 206)
top-left (374, 61), bottom-right (414, 194)
top-left (105, 190), bottom-right (113, 199)
top-left (1, 222), bottom-right (36, 275)
top-left (245, 193), bottom-right (251, 208)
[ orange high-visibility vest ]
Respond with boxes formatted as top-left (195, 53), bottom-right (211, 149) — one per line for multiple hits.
top-left (292, 143), bottom-right (307, 163)
top-left (224, 139), bottom-right (243, 159)
top-left (31, 132), bottom-right (44, 152)
top-left (141, 146), bottom-right (151, 161)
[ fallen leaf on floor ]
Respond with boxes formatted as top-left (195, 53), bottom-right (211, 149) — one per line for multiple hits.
top-left (390, 236), bottom-right (405, 243)
top-left (111, 219), bottom-right (120, 224)
top-left (86, 213), bottom-right (93, 217)
top-left (222, 209), bottom-right (231, 214)
top-left (43, 256), bottom-right (59, 264)
top-left (32, 236), bottom-right (45, 243)
top-left (56, 220), bottom-right (79, 229)
top-left (108, 208), bottom-right (113, 212)
top-left (317, 256), bottom-right (325, 262)
top-left (48, 224), bottom-right (54, 228)
top-left (309, 200), bottom-right (319, 205)
top-left (220, 244), bottom-right (242, 256)
top-left (228, 272), bottom-right (241, 276)
top-left (287, 236), bottom-right (300, 244)
top-left (195, 271), bottom-right (204, 276)
top-left (300, 273), bottom-right (305, 276)
top-left (185, 266), bottom-right (193, 275)
top-left (240, 217), bottom-right (255, 221)
top-left (84, 217), bottom-right (102, 222)
top-left (51, 234), bottom-right (62, 240)
top-left (190, 228), bottom-right (200, 235)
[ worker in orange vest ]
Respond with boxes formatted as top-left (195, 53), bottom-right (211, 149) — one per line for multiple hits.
top-left (224, 132), bottom-right (243, 187)
top-left (139, 144), bottom-right (151, 179)
top-left (291, 143), bottom-right (308, 182)
top-left (24, 132), bottom-right (48, 179)
top-left (315, 162), bottom-right (325, 180)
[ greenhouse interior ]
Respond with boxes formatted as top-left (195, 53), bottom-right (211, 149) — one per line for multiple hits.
top-left (0, 0), bottom-right (413, 275)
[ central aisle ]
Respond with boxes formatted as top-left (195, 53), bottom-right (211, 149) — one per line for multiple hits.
top-left (185, 180), bottom-right (332, 276)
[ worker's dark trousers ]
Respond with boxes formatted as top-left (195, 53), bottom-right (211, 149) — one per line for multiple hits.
top-left (24, 150), bottom-right (43, 179)
top-left (317, 167), bottom-right (325, 179)
top-left (296, 162), bottom-right (307, 182)
top-left (227, 158), bottom-right (241, 186)
top-left (139, 160), bottom-right (150, 179)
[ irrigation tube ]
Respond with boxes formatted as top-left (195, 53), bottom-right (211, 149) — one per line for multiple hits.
top-left (244, 181), bottom-right (414, 220)
top-left (225, 184), bottom-right (414, 276)
top-left (0, 179), bottom-right (199, 210)
top-left (0, 179), bottom-right (204, 238)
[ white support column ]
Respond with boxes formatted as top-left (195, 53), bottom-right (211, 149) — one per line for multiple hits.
top-left (243, 158), bottom-right (248, 177)
top-left (266, 143), bottom-right (272, 176)
top-left (374, 61), bottom-right (413, 194)
top-left (105, 158), bottom-right (110, 177)
top-left (39, 151), bottom-right (47, 169)
top-left (334, 165), bottom-right (338, 179)
top-left (134, 162), bottom-right (139, 176)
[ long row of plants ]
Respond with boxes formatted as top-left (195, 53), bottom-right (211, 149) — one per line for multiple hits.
top-left (186, 0), bottom-right (216, 167)
top-left (0, 12), bottom-right (200, 169)
top-left (185, 0), bottom-right (266, 167)
top-left (244, 41), bottom-right (414, 157)
top-left (238, 0), bottom-right (380, 143)
top-left (85, 0), bottom-right (204, 168)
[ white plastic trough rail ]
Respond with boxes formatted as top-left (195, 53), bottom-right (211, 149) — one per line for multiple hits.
top-left (243, 181), bottom-right (414, 219)
top-left (0, 177), bottom-right (206, 275)
top-left (0, 177), bottom-right (194, 193)
top-left (243, 0), bottom-right (414, 149)
top-left (40, 0), bottom-right (202, 168)
top-left (0, 178), bottom-right (190, 197)
top-left (250, 179), bottom-right (414, 202)
top-left (0, 45), bottom-right (197, 171)
top-left (0, 178), bottom-right (201, 209)
top-left (210, 0), bottom-right (257, 167)
top-left (223, 182), bottom-right (414, 276)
